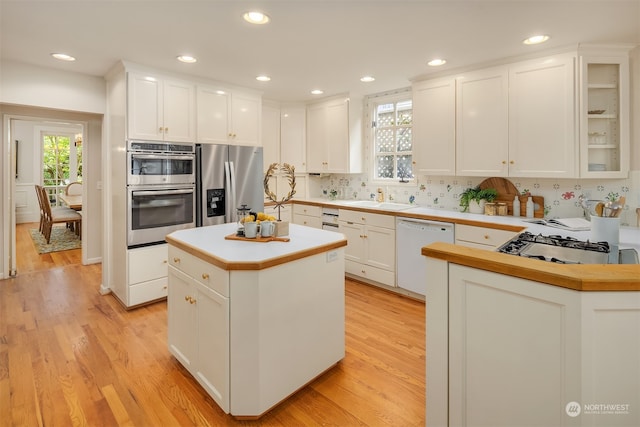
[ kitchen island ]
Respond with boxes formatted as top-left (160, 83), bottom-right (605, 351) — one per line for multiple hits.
top-left (422, 243), bottom-right (640, 427)
top-left (165, 223), bottom-right (347, 418)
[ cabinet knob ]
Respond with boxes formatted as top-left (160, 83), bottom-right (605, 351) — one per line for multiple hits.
top-left (163, 286), bottom-right (168, 290)
top-left (163, 260), bottom-right (167, 264)
top-left (159, 127), bottom-right (164, 132)
top-left (201, 273), bottom-right (209, 280)
top-left (184, 295), bottom-right (189, 302)
top-left (165, 127), bottom-right (169, 133)
top-left (484, 235), bottom-right (489, 240)
top-left (184, 295), bottom-right (196, 304)
top-left (173, 257), bottom-right (181, 263)
top-left (510, 160), bottom-right (515, 165)
top-left (361, 270), bottom-right (366, 274)
top-left (502, 160), bottom-right (507, 165)
top-left (361, 217), bottom-right (365, 221)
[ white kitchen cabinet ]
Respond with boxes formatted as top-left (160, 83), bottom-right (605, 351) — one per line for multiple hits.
top-left (447, 265), bottom-right (582, 427)
top-left (128, 72), bottom-right (196, 142)
top-left (197, 85), bottom-right (261, 146)
top-left (280, 106), bottom-right (307, 172)
top-left (307, 97), bottom-right (362, 173)
top-left (261, 102), bottom-right (280, 168)
top-left (116, 244), bottom-right (169, 308)
top-left (454, 224), bottom-right (517, 250)
top-left (508, 53), bottom-right (577, 178)
top-left (455, 66), bottom-right (509, 177)
top-left (292, 203), bottom-right (322, 228)
top-left (339, 209), bottom-right (395, 287)
top-left (168, 246), bottom-right (230, 412)
top-left (412, 78), bottom-right (456, 175)
top-left (579, 48), bottom-right (631, 178)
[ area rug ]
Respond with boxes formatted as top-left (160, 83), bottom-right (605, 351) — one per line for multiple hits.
top-left (29, 227), bottom-right (81, 254)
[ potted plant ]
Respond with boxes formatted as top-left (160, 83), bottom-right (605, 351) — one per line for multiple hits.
top-left (459, 186), bottom-right (498, 213)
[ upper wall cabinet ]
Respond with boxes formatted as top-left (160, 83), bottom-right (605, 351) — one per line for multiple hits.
top-left (197, 85), bottom-right (261, 146)
top-left (280, 106), bottom-right (307, 173)
top-left (412, 78), bottom-right (456, 176)
top-left (579, 48), bottom-right (631, 178)
top-left (412, 50), bottom-right (590, 179)
top-left (261, 103), bottom-right (307, 173)
top-left (307, 96), bottom-right (362, 174)
top-left (128, 73), bottom-right (196, 142)
top-left (455, 66), bottom-right (509, 177)
top-left (508, 53), bottom-right (577, 178)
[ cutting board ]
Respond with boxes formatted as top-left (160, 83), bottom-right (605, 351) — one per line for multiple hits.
top-left (478, 177), bottom-right (544, 218)
top-left (225, 233), bottom-right (290, 243)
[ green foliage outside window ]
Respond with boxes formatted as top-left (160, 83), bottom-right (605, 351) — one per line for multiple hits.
top-left (42, 135), bottom-right (82, 187)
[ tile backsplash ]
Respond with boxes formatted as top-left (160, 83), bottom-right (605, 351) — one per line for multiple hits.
top-left (309, 170), bottom-right (640, 227)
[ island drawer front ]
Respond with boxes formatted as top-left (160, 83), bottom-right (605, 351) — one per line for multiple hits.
top-left (339, 209), bottom-right (395, 229)
top-left (293, 204), bottom-right (321, 217)
top-left (129, 277), bottom-right (168, 306)
top-left (455, 224), bottom-right (517, 249)
top-left (346, 260), bottom-right (395, 287)
top-left (128, 244), bottom-right (168, 284)
top-left (168, 246), bottom-right (229, 297)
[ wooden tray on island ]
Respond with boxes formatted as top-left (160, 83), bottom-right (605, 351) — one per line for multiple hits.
top-left (225, 233), bottom-right (290, 243)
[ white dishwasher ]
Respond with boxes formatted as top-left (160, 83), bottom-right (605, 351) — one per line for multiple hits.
top-left (396, 218), bottom-right (454, 296)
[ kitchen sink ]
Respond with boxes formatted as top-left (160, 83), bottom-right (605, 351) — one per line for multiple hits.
top-left (342, 200), bottom-right (413, 211)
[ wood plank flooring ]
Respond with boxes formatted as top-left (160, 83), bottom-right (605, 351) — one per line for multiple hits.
top-left (1, 223), bottom-right (425, 426)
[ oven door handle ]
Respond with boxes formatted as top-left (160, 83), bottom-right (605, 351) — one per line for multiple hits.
top-left (132, 189), bottom-right (194, 196)
top-left (130, 154), bottom-right (195, 161)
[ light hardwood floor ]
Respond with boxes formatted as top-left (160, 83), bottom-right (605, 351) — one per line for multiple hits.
top-left (1, 223), bottom-right (425, 426)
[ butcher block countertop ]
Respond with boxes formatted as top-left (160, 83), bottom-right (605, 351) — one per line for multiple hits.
top-left (166, 223), bottom-right (347, 271)
top-left (423, 242), bottom-right (640, 292)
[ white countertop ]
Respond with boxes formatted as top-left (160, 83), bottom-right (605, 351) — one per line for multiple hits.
top-left (296, 198), bottom-right (640, 253)
top-left (166, 223), bottom-right (347, 270)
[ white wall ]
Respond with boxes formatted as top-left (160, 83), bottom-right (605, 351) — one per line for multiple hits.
top-left (0, 60), bottom-right (107, 276)
top-left (0, 61), bottom-right (106, 114)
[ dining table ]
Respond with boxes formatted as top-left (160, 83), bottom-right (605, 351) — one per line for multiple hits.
top-left (59, 193), bottom-right (82, 211)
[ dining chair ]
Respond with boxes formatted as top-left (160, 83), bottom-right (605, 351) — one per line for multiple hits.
top-left (38, 185), bottom-right (82, 244)
top-left (65, 181), bottom-right (83, 196)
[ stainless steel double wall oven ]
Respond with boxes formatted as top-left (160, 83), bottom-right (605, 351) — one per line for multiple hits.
top-left (127, 140), bottom-right (196, 248)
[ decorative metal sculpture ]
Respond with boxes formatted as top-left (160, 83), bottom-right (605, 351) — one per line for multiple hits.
top-left (263, 163), bottom-right (296, 221)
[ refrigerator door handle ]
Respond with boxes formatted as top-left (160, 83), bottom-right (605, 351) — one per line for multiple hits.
top-left (224, 161), bottom-right (233, 223)
top-left (228, 161), bottom-right (238, 222)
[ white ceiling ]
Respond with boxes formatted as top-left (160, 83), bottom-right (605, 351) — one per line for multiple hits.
top-left (1, 1), bottom-right (639, 102)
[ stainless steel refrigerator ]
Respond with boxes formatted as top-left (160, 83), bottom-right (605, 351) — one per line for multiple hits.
top-left (195, 144), bottom-right (264, 227)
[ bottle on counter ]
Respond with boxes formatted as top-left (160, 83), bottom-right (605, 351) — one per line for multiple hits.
top-left (526, 196), bottom-right (534, 218)
top-left (513, 196), bottom-right (520, 217)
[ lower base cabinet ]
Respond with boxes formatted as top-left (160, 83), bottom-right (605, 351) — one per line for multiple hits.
top-left (426, 259), bottom-right (640, 427)
top-left (168, 265), bottom-right (230, 410)
top-left (121, 244), bottom-right (169, 308)
top-left (167, 242), bottom-right (345, 417)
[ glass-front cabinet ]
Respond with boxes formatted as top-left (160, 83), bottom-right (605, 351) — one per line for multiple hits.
top-left (579, 49), bottom-right (631, 178)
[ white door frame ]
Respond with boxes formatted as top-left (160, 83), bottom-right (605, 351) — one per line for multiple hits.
top-left (2, 114), bottom-right (88, 277)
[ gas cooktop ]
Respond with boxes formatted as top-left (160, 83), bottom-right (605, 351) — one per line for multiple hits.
top-left (497, 232), bottom-right (610, 264)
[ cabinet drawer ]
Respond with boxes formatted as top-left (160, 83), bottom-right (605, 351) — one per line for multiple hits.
top-left (168, 246), bottom-right (229, 297)
top-left (338, 209), bottom-right (395, 229)
top-left (293, 203), bottom-right (321, 217)
top-left (129, 277), bottom-right (168, 306)
top-left (346, 260), bottom-right (395, 287)
top-left (128, 244), bottom-right (168, 284)
top-left (455, 224), bottom-right (517, 249)
top-left (293, 214), bottom-right (322, 229)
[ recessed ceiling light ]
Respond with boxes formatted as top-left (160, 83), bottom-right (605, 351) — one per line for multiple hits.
top-left (177, 55), bottom-right (197, 63)
top-left (360, 76), bottom-right (375, 83)
top-left (428, 59), bottom-right (446, 67)
top-left (243, 11), bottom-right (270, 24)
top-left (311, 89), bottom-right (324, 95)
top-left (256, 75), bottom-right (271, 82)
top-left (523, 35), bottom-right (550, 45)
top-left (51, 53), bottom-right (76, 62)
